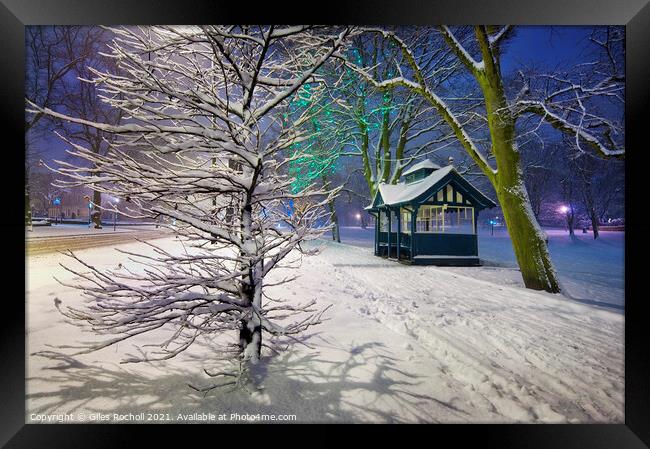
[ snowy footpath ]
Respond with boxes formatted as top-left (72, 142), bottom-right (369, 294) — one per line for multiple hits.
top-left (26, 237), bottom-right (623, 423)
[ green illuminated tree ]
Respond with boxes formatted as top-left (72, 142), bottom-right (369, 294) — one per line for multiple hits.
top-left (285, 81), bottom-right (353, 242)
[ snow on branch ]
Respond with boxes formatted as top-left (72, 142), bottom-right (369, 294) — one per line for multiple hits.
top-left (439, 26), bottom-right (485, 74)
top-left (515, 100), bottom-right (624, 158)
top-left (512, 28), bottom-right (624, 159)
top-left (29, 25), bottom-right (350, 373)
top-left (488, 26), bottom-right (512, 48)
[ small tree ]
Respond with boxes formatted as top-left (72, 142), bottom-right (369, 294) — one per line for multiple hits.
top-left (29, 25), bottom-right (350, 389)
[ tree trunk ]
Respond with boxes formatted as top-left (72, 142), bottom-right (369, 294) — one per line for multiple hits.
top-left (92, 189), bottom-right (102, 228)
top-left (328, 199), bottom-right (340, 243)
top-left (496, 175), bottom-right (560, 292)
top-left (567, 212), bottom-right (575, 235)
top-left (240, 258), bottom-right (264, 364)
top-left (239, 319), bottom-right (262, 363)
top-left (485, 87), bottom-right (560, 292)
top-left (589, 209), bottom-right (600, 239)
top-left (239, 163), bottom-right (262, 364)
top-left (476, 35), bottom-right (561, 294)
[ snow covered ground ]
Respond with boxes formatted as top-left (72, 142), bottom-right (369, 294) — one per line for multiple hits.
top-left (336, 226), bottom-right (625, 308)
top-left (26, 235), bottom-right (623, 423)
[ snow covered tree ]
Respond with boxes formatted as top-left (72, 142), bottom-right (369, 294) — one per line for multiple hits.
top-left (28, 26), bottom-right (351, 386)
top-left (342, 26), bottom-right (624, 293)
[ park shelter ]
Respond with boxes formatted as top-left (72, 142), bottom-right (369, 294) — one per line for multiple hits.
top-left (365, 160), bottom-right (496, 265)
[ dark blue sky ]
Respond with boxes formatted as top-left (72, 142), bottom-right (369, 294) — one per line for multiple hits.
top-left (500, 26), bottom-right (596, 73)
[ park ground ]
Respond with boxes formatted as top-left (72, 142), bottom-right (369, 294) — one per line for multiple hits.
top-left (25, 225), bottom-right (624, 423)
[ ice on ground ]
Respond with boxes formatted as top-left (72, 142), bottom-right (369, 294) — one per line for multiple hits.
top-left (26, 236), bottom-right (623, 423)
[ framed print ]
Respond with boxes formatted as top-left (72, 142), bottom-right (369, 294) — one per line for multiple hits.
top-left (2, 0), bottom-right (649, 446)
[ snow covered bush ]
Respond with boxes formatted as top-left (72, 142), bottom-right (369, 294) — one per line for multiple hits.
top-left (28, 25), bottom-right (352, 384)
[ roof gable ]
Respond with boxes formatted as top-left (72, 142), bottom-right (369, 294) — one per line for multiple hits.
top-left (402, 159), bottom-right (441, 177)
top-left (368, 166), bottom-right (496, 210)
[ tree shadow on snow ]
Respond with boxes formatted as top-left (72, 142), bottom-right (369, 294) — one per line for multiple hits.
top-left (27, 334), bottom-right (468, 423)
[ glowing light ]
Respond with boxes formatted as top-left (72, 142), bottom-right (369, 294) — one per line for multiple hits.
top-left (355, 213), bottom-right (361, 220)
top-left (558, 205), bottom-right (569, 214)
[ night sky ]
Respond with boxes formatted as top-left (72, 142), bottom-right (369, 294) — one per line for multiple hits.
top-left (500, 26), bottom-right (596, 74)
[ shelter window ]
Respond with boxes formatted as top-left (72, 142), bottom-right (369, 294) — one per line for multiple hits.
top-left (416, 205), bottom-right (474, 234)
top-left (444, 206), bottom-right (475, 234)
top-left (401, 209), bottom-right (412, 233)
top-left (390, 209), bottom-right (398, 232)
top-left (416, 205), bottom-right (444, 232)
top-left (380, 210), bottom-right (389, 232)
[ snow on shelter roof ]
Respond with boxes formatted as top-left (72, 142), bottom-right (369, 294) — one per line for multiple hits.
top-left (366, 165), bottom-right (496, 210)
top-left (401, 159), bottom-right (441, 177)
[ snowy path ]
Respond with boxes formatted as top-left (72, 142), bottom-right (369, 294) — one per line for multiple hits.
top-left (26, 237), bottom-right (623, 423)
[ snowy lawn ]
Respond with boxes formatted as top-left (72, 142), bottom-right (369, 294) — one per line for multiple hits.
top-left (337, 226), bottom-right (625, 308)
top-left (26, 236), bottom-right (623, 423)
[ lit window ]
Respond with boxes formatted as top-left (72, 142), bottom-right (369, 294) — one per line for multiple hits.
top-left (446, 184), bottom-right (453, 201)
top-left (437, 190), bottom-right (444, 202)
top-left (457, 191), bottom-right (463, 203)
top-left (416, 205), bottom-right (445, 232)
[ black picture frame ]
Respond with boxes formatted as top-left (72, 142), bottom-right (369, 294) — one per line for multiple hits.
top-left (2, 0), bottom-right (648, 446)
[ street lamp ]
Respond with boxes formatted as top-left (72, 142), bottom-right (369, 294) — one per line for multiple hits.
top-left (558, 205), bottom-right (572, 233)
top-left (53, 197), bottom-right (61, 225)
